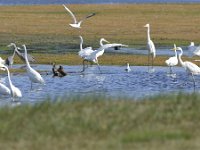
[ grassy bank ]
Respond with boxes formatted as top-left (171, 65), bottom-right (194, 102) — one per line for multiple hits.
top-left (0, 4), bottom-right (200, 51)
top-left (0, 93), bottom-right (200, 150)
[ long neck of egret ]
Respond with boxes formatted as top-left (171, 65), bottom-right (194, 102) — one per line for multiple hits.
top-left (177, 48), bottom-right (184, 67)
top-left (5, 66), bottom-right (13, 93)
top-left (23, 45), bottom-right (31, 68)
top-left (147, 26), bottom-right (151, 42)
top-left (80, 36), bottom-right (83, 51)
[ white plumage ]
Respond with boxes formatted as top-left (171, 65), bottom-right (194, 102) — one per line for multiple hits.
top-left (22, 44), bottom-right (44, 87)
top-left (144, 23), bottom-right (156, 71)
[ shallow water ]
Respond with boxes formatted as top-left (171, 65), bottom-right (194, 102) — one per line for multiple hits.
top-left (0, 64), bottom-right (199, 106)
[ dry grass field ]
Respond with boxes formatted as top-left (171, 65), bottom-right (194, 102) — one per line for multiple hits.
top-left (0, 4), bottom-right (200, 49)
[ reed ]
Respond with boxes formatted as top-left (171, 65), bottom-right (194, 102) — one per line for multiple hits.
top-left (0, 93), bottom-right (199, 150)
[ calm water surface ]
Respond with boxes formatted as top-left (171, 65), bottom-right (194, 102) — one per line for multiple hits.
top-left (0, 64), bottom-right (199, 106)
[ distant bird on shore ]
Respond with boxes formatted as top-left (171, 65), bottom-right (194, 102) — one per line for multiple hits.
top-left (165, 44), bottom-right (178, 74)
top-left (144, 24), bottom-right (156, 72)
top-left (125, 63), bottom-right (131, 72)
top-left (62, 4), bottom-right (95, 28)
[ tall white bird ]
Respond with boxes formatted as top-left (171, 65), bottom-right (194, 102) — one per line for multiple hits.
top-left (63, 4), bottom-right (95, 29)
top-left (125, 63), bottom-right (131, 72)
top-left (0, 81), bottom-right (11, 96)
top-left (144, 24), bottom-right (156, 72)
top-left (82, 43), bottom-right (128, 72)
top-left (78, 36), bottom-right (94, 59)
top-left (174, 46), bottom-right (200, 88)
top-left (0, 64), bottom-right (22, 98)
top-left (165, 44), bottom-right (178, 74)
top-left (22, 44), bottom-right (44, 88)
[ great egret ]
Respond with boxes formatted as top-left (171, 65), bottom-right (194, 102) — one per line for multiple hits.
top-left (79, 36), bottom-right (94, 59)
top-left (0, 57), bottom-right (5, 65)
top-left (125, 63), bottom-right (131, 72)
top-left (0, 82), bottom-right (11, 96)
top-left (82, 43), bottom-right (128, 72)
top-left (63, 4), bottom-right (95, 29)
top-left (22, 44), bottom-right (44, 88)
top-left (174, 46), bottom-right (200, 88)
top-left (8, 43), bottom-right (35, 63)
top-left (165, 44), bottom-right (178, 74)
top-left (0, 65), bottom-right (22, 98)
top-left (5, 49), bottom-right (15, 67)
top-left (144, 24), bottom-right (156, 72)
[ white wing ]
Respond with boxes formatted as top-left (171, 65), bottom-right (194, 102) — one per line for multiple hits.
top-left (79, 47), bottom-right (94, 58)
top-left (193, 46), bottom-right (200, 56)
top-left (62, 4), bottom-right (77, 24)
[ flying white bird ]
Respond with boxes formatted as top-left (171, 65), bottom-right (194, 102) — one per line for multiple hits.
top-left (125, 63), bottom-right (131, 72)
top-left (63, 4), bottom-right (95, 29)
top-left (22, 44), bottom-right (44, 88)
top-left (165, 44), bottom-right (178, 74)
top-left (0, 64), bottom-right (22, 98)
top-left (144, 24), bottom-right (156, 72)
top-left (174, 46), bottom-right (200, 88)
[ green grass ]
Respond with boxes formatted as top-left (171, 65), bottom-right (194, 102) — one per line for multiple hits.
top-left (0, 93), bottom-right (200, 150)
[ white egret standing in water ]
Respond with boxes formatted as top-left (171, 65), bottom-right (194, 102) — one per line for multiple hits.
top-left (173, 45), bottom-right (200, 88)
top-left (165, 44), bottom-right (178, 74)
top-left (62, 4), bottom-right (95, 29)
top-left (22, 44), bottom-right (44, 88)
top-left (144, 24), bottom-right (156, 72)
top-left (0, 65), bottom-right (22, 98)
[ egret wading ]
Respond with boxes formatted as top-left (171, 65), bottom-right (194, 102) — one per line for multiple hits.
top-left (82, 43), bottom-right (128, 72)
top-left (0, 65), bottom-right (22, 98)
top-left (63, 4), bottom-right (95, 29)
top-left (173, 46), bottom-right (200, 89)
top-left (22, 44), bottom-right (44, 89)
top-left (144, 24), bottom-right (156, 72)
top-left (165, 44), bottom-right (178, 74)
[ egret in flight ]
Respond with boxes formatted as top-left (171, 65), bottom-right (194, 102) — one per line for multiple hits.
top-left (63, 4), bottom-right (95, 29)
top-left (0, 64), bottom-right (22, 98)
top-left (22, 44), bottom-right (44, 88)
top-left (144, 24), bottom-right (156, 72)
top-left (173, 45), bottom-right (200, 88)
top-left (165, 44), bottom-right (178, 74)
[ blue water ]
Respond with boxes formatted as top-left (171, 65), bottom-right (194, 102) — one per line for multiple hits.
top-left (0, 0), bottom-right (199, 5)
top-left (0, 64), bottom-right (199, 106)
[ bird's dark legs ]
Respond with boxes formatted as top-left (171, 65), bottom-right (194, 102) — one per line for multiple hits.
top-left (151, 54), bottom-right (154, 70)
top-left (169, 66), bottom-right (172, 74)
top-left (81, 59), bottom-right (88, 72)
top-left (96, 62), bottom-right (101, 73)
top-left (191, 74), bottom-right (196, 90)
top-left (148, 51), bottom-right (150, 71)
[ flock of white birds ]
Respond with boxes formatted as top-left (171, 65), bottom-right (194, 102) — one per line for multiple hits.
top-left (0, 4), bottom-right (200, 99)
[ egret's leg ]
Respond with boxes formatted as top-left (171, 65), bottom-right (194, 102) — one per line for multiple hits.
top-left (96, 62), bottom-right (101, 73)
top-left (170, 66), bottom-right (172, 74)
top-left (151, 54), bottom-right (154, 69)
top-left (191, 74), bottom-right (196, 90)
top-left (148, 51), bottom-right (150, 71)
top-left (81, 60), bottom-right (86, 72)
